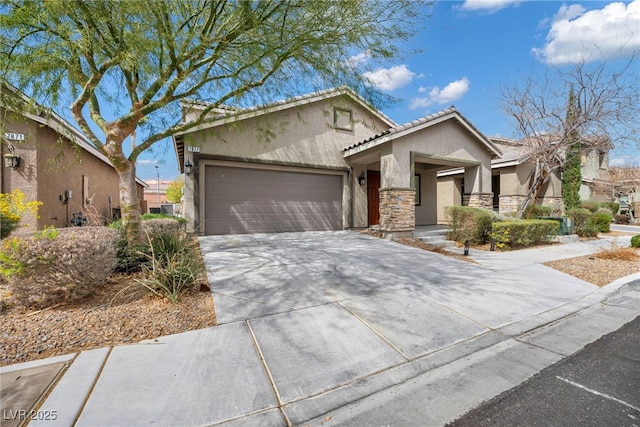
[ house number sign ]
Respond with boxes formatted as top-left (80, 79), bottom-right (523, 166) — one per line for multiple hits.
top-left (4, 132), bottom-right (25, 141)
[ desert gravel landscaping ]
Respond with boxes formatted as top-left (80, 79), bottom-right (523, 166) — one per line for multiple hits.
top-left (0, 273), bottom-right (216, 366)
top-left (1, 231), bottom-right (638, 367)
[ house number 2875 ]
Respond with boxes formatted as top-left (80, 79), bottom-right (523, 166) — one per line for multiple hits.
top-left (4, 132), bottom-right (25, 141)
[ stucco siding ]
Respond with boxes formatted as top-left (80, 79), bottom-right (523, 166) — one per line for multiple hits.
top-left (183, 96), bottom-right (389, 169)
top-left (36, 125), bottom-right (122, 228)
top-left (2, 108), bottom-right (143, 230)
top-left (415, 168), bottom-right (438, 225)
top-left (389, 121), bottom-right (491, 190)
top-left (437, 176), bottom-right (461, 223)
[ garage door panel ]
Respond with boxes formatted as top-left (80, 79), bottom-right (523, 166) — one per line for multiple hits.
top-left (205, 166), bottom-right (343, 235)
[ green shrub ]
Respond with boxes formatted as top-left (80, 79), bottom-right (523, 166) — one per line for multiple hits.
top-left (136, 228), bottom-right (203, 303)
top-left (631, 235), bottom-right (640, 248)
top-left (525, 203), bottom-right (552, 219)
top-left (567, 208), bottom-right (598, 237)
top-left (580, 201), bottom-right (601, 213)
top-left (600, 202), bottom-right (619, 216)
top-left (589, 212), bottom-right (612, 233)
top-left (114, 216), bottom-right (187, 273)
top-left (1, 227), bottom-right (119, 308)
top-left (490, 220), bottom-right (559, 249)
top-left (445, 206), bottom-right (494, 245)
top-left (108, 214), bottom-right (186, 230)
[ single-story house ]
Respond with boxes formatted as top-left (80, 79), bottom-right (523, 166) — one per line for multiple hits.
top-left (1, 92), bottom-right (147, 231)
top-left (174, 87), bottom-right (501, 237)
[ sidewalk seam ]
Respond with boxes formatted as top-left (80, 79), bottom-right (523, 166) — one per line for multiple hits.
top-left (72, 346), bottom-right (113, 426)
top-left (336, 301), bottom-right (411, 361)
top-left (245, 320), bottom-right (291, 427)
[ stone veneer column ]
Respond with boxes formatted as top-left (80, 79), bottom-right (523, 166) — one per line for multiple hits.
top-left (465, 193), bottom-right (493, 209)
top-left (379, 188), bottom-right (415, 238)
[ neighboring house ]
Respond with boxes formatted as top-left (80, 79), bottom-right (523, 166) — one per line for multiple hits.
top-left (173, 87), bottom-right (500, 237)
top-left (488, 135), bottom-right (613, 214)
top-left (436, 135), bottom-right (616, 220)
top-left (579, 136), bottom-right (612, 202)
top-left (1, 94), bottom-right (147, 232)
top-left (488, 137), bottom-right (563, 215)
top-left (588, 166), bottom-right (640, 218)
top-left (144, 179), bottom-right (170, 213)
top-left (436, 136), bottom-right (563, 220)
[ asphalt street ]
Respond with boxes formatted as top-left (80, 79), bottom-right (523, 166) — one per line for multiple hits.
top-left (448, 313), bottom-right (640, 427)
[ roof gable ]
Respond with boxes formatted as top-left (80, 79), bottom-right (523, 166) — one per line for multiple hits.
top-left (176, 86), bottom-right (396, 136)
top-left (1, 84), bottom-right (147, 187)
top-left (343, 107), bottom-right (502, 158)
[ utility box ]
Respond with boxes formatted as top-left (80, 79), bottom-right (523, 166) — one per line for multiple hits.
top-left (540, 216), bottom-right (574, 235)
top-left (160, 204), bottom-right (175, 215)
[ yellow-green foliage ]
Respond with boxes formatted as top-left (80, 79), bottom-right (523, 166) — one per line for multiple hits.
top-left (0, 190), bottom-right (42, 239)
top-left (490, 220), bottom-right (559, 249)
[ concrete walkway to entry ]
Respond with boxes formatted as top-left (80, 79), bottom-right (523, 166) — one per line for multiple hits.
top-left (1, 230), bottom-right (638, 426)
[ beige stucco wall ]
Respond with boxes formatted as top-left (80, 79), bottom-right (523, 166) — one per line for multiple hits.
top-left (2, 109), bottom-right (143, 231)
top-left (182, 94), bottom-right (391, 232)
top-left (183, 95), bottom-right (388, 169)
top-left (382, 120), bottom-right (492, 191)
top-left (436, 176), bottom-right (462, 223)
top-left (496, 163), bottom-right (562, 213)
top-left (415, 167), bottom-right (438, 225)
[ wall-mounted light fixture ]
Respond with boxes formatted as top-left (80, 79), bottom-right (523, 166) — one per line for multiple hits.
top-left (358, 172), bottom-right (366, 186)
top-left (185, 159), bottom-right (193, 175)
top-left (3, 144), bottom-right (20, 170)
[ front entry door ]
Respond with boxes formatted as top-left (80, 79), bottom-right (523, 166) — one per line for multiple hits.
top-left (367, 170), bottom-right (380, 226)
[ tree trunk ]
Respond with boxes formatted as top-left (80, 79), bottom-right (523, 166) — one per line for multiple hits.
top-left (517, 161), bottom-right (549, 219)
top-left (117, 165), bottom-right (142, 242)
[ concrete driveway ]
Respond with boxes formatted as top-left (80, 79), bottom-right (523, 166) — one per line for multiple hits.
top-left (200, 230), bottom-right (596, 327)
top-left (191, 230), bottom-right (630, 425)
top-left (11, 230), bottom-right (637, 427)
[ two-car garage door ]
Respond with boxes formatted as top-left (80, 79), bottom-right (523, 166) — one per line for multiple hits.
top-left (204, 165), bottom-right (343, 235)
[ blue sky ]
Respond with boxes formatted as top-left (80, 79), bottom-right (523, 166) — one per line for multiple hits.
top-left (136, 0), bottom-right (639, 181)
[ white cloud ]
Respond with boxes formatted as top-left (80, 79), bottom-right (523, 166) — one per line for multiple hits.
top-left (137, 159), bottom-right (158, 165)
top-left (347, 51), bottom-right (371, 68)
top-left (410, 78), bottom-right (470, 109)
top-left (458, 0), bottom-right (524, 13)
top-left (610, 154), bottom-right (640, 167)
top-left (363, 64), bottom-right (416, 91)
top-left (533, 0), bottom-right (640, 64)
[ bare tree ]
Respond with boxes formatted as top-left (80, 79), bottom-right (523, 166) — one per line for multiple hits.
top-left (501, 54), bottom-right (639, 218)
top-left (0, 0), bottom-right (428, 239)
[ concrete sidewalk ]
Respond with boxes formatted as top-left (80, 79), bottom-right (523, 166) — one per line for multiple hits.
top-left (1, 231), bottom-right (639, 426)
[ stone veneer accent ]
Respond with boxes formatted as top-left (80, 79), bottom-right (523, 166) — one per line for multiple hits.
top-left (379, 188), bottom-right (415, 232)
top-left (463, 193), bottom-right (493, 209)
top-left (499, 195), bottom-right (564, 215)
top-left (498, 195), bottom-right (528, 213)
